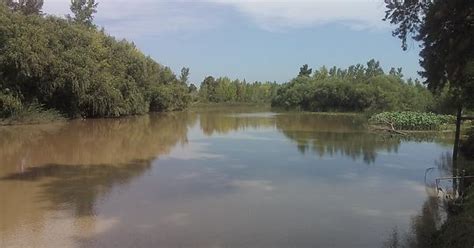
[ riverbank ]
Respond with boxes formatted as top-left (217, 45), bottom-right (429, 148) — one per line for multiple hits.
top-left (432, 158), bottom-right (474, 248)
top-left (0, 104), bottom-right (466, 131)
top-left (0, 105), bottom-right (65, 126)
top-left (190, 102), bottom-right (270, 108)
top-left (433, 188), bottom-right (474, 248)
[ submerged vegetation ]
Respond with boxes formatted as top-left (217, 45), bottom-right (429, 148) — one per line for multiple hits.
top-left (0, 1), bottom-right (190, 121)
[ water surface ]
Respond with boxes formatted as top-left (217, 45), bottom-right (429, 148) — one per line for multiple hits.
top-left (0, 108), bottom-right (453, 248)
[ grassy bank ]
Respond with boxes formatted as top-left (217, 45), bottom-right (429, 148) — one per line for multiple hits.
top-left (382, 158), bottom-right (474, 248)
top-left (0, 104), bottom-right (65, 126)
top-left (190, 102), bottom-right (270, 108)
top-left (432, 187), bottom-right (474, 248)
top-left (432, 157), bottom-right (474, 248)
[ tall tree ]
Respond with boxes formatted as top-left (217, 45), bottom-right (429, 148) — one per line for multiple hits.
top-left (385, 0), bottom-right (473, 103)
top-left (180, 67), bottom-right (190, 85)
top-left (2, 0), bottom-right (43, 15)
top-left (0, 0), bottom-right (13, 11)
top-left (298, 64), bottom-right (312, 77)
top-left (69, 0), bottom-right (98, 27)
top-left (365, 59), bottom-right (384, 77)
top-left (384, 0), bottom-right (474, 160)
top-left (389, 67), bottom-right (404, 79)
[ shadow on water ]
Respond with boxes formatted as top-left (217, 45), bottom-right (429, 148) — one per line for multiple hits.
top-left (0, 108), bottom-right (453, 175)
top-left (0, 107), bottom-right (459, 247)
top-left (276, 114), bottom-right (454, 164)
top-left (198, 110), bottom-right (277, 136)
top-left (198, 111), bottom-right (392, 163)
top-left (276, 114), bottom-right (394, 164)
top-left (1, 160), bottom-right (153, 217)
top-left (0, 112), bottom-right (196, 235)
top-left (382, 155), bottom-right (474, 248)
top-left (197, 110), bottom-right (452, 164)
top-left (0, 112), bottom-right (196, 173)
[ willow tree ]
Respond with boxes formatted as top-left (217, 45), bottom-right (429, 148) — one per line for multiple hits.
top-left (1, 0), bottom-right (43, 15)
top-left (298, 64), bottom-right (312, 77)
top-left (180, 67), bottom-right (190, 85)
top-left (384, 0), bottom-right (474, 160)
top-left (69, 0), bottom-right (98, 27)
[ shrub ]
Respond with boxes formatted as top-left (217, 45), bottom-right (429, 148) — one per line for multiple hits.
top-left (271, 61), bottom-right (435, 113)
top-left (0, 92), bottom-right (22, 118)
top-left (0, 103), bottom-right (64, 125)
top-left (149, 84), bottom-right (190, 112)
top-left (0, 4), bottom-right (190, 119)
top-left (369, 111), bottom-right (455, 130)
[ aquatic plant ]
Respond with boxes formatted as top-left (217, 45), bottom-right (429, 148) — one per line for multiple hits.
top-left (369, 112), bottom-right (455, 131)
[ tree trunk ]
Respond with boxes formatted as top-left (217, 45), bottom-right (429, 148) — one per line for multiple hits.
top-left (453, 105), bottom-right (463, 161)
top-left (452, 105), bottom-right (463, 196)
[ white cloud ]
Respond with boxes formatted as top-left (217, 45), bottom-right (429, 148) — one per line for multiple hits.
top-left (205, 0), bottom-right (388, 31)
top-left (162, 142), bottom-right (224, 160)
top-left (42, 0), bottom-right (387, 38)
top-left (42, 0), bottom-right (220, 38)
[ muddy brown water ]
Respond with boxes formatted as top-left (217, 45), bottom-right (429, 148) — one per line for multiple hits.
top-left (0, 108), bottom-right (454, 248)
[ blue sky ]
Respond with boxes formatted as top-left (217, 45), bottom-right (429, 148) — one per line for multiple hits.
top-left (43, 0), bottom-right (422, 85)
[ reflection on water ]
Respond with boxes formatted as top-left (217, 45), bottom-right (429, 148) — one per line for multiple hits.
top-left (2, 160), bottom-right (152, 217)
top-left (0, 107), bottom-right (455, 248)
top-left (276, 114), bottom-right (399, 164)
top-left (382, 155), bottom-right (474, 248)
top-left (382, 194), bottom-right (442, 248)
top-left (0, 113), bottom-right (195, 176)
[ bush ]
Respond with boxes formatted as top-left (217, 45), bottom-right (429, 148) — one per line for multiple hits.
top-left (0, 4), bottom-right (190, 119)
top-left (0, 92), bottom-right (22, 118)
top-left (369, 111), bottom-right (455, 130)
top-left (271, 61), bottom-right (435, 113)
top-left (149, 84), bottom-right (190, 112)
top-left (198, 76), bottom-right (279, 104)
top-left (0, 103), bottom-right (64, 125)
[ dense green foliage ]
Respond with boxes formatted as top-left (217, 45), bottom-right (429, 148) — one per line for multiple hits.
top-left (0, 2), bottom-right (190, 119)
top-left (272, 60), bottom-right (435, 112)
top-left (370, 111), bottom-right (455, 131)
top-left (0, 103), bottom-right (64, 125)
top-left (198, 76), bottom-right (279, 103)
top-left (1, 0), bottom-right (43, 15)
top-left (68, 0), bottom-right (98, 27)
top-left (385, 0), bottom-right (474, 108)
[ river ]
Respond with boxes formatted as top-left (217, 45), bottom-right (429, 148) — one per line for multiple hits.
top-left (0, 107), bottom-right (455, 248)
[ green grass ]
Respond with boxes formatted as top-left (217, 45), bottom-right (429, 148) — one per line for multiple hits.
top-left (432, 184), bottom-right (474, 248)
top-left (0, 104), bottom-right (65, 125)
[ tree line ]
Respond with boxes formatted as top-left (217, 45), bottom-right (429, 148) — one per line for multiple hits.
top-left (271, 59), bottom-right (437, 113)
top-left (1, 0), bottom-right (471, 123)
top-left (0, 0), bottom-right (190, 119)
top-left (197, 76), bottom-right (279, 104)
